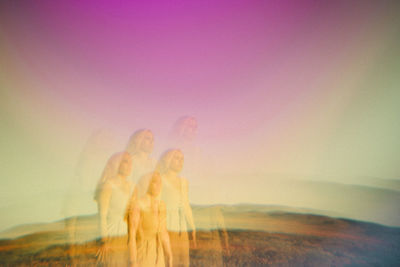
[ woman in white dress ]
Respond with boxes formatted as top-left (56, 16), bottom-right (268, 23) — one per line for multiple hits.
top-left (95, 152), bottom-right (134, 266)
top-left (127, 172), bottom-right (173, 267)
top-left (158, 149), bottom-right (196, 267)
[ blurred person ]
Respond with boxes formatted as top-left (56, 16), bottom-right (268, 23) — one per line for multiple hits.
top-left (158, 149), bottom-right (196, 267)
top-left (168, 116), bottom-right (217, 204)
top-left (197, 205), bottom-right (230, 266)
top-left (125, 129), bottom-right (156, 185)
top-left (168, 117), bottom-right (200, 179)
top-left (62, 129), bottom-right (116, 265)
top-left (169, 116), bottom-right (198, 146)
top-left (95, 152), bottom-right (134, 266)
top-left (127, 172), bottom-right (173, 267)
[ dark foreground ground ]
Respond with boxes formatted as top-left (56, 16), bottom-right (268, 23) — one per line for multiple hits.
top-left (0, 206), bottom-right (399, 266)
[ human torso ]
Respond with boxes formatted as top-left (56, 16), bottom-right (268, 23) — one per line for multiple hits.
top-left (161, 176), bottom-right (187, 232)
top-left (106, 180), bottom-right (132, 236)
top-left (136, 196), bottom-right (165, 267)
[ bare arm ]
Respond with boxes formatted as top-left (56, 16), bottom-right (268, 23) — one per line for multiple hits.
top-left (98, 182), bottom-right (112, 241)
top-left (160, 202), bottom-right (173, 266)
top-left (95, 182), bottom-right (112, 263)
top-left (127, 202), bottom-right (140, 266)
top-left (182, 178), bottom-right (196, 246)
top-left (215, 207), bottom-right (230, 252)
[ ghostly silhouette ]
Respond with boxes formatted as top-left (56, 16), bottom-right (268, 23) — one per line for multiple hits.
top-left (158, 149), bottom-right (196, 267)
top-left (168, 117), bottom-right (199, 176)
top-left (62, 129), bottom-right (116, 265)
top-left (197, 206), bottom-right (230, 266)
top-left (125, 129), bottom-right (156, 184)
top-left (170, 116), bottom-right (198, 145)
top-left (168, 116), bottom-right (209, 195)
top-left (169, 117), bottom-right (229, 265)
top-left (127, 172), bottom-right (173, 267)
top-left (95, 152), bottom-right (133, 266)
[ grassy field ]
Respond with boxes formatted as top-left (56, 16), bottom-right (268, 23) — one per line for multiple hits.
top-left (0, 205), bottom-right (399, 266)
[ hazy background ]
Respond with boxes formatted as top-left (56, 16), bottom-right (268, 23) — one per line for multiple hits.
top-left (1, 0), bottom-right (400, 231)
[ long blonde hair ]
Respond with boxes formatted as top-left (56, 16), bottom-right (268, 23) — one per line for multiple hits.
top-left (156, 149), bottom-right (183, 175)
top-left (94, 152), bottom-right (131, 202)
top-left (125, 129), bottom-right (152, 155)
top-left (124, 171), bottom-right (162, 221)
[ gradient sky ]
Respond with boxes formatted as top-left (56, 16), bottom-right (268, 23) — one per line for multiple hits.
top-left (1, 0), bottom-right (400, 230)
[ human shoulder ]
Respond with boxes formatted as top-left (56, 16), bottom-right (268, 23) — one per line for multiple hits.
top-left (98, 181), bottom-right (113, 200)
top-left (180, 177), bottom-right (189, 187)
top-left (139, 172), bottom-right (153, 185)
top-left (127, 194), bottom-right (146, 213)
top-left (101, 180), bottom-right (114, 191)
top-left (137, 195), bottom-right (151, 209)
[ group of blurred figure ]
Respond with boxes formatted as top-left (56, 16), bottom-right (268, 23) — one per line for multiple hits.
top-left (64, 117), bottom-right (229, 267)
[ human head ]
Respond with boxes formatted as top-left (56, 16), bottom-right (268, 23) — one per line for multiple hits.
top-left (118, 152), bottom-right (133, 177)
top-left (126, 129), bottom-right (154, 155)
top-left (157, 149), bottom-right (184, 174)
top-left (147, 172), bottom-right (162, 197)
top-left (171, 116), bottom-right (197, 142)
top-left (94, 151), bottom-right (132, 201)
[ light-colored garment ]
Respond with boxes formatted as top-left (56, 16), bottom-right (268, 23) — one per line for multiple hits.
top-left (136, 203), bottom-right (165, 267)
top-left (129, 157), bottom-right (156, 184)
top-left (161, 177), bottom-right (190, 267)
top-left (161, 178), bottom-right (187, 233)
top-left (106, 182), bottom-right (132, 237)
top-left (102, 182), bottom-right (133, 267)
